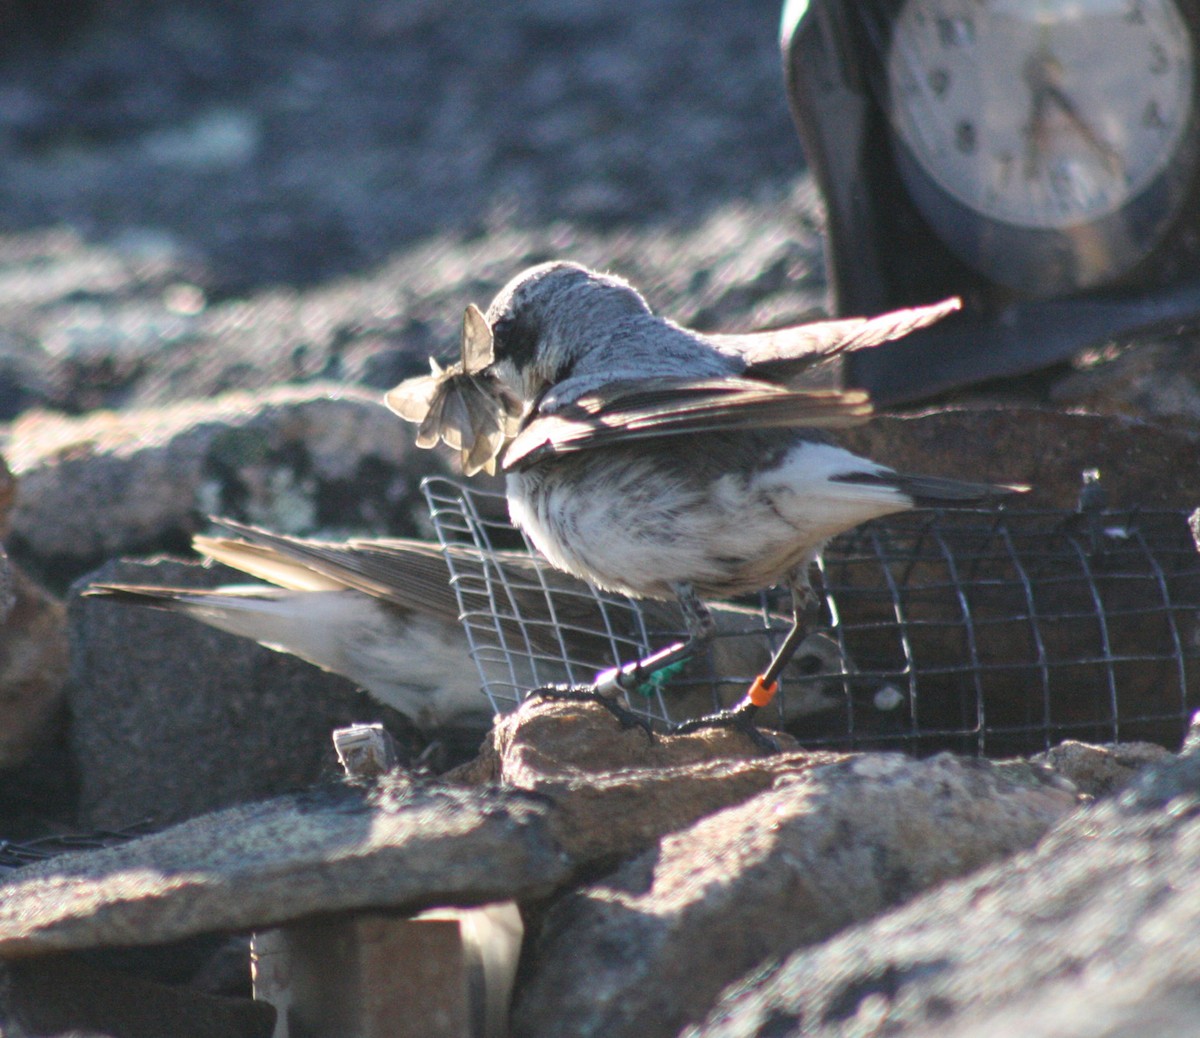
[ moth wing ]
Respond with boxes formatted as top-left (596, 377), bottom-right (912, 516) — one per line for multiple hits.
top-left (414, 385), bottom-right (450, 449)
top-left (385, 372), bottom-right (445, 424)
top-left (461, 303), bottom-right (495, 374)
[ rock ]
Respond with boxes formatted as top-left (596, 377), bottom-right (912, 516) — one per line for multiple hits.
top-left (1033, 739), bottom-right (1172, 798)
top-left (0, 558), bottom-right (68, 770)
top-left (0, 454), bottom-right (14, 536)
top-left (5, 384), bottom-right (445, 585)
top-left (0, 774), bottom-right (569, 957)
top-left (687, 728), bottom-right (1200, 1038)
top-left (1050, 335), bottom-right (1200, 425)
top-left (454, 698), bottom-right (846, 866)
top-left (0, 0), bottom-right (824, 427)
top-left (0, 954), bottom-right (273, 1038)
top-left (68, 557), bottom-right (435, 830)
top-left (512, 751), bottom-right (1079, 1038)
top-left (0, 454), bottom-right (32, 768)
top-left (837, 407), bottom-right (1200, 512)
top-left (467, 697), bottom-right (803, 780)
top-left (0, 546), bottom-right (12, 623)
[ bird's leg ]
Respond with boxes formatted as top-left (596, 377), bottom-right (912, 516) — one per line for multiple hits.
top-left (594, 583), bottom-right (715, 696)
top-left (531, 583), bottom-right (715, 733)
top-left (670, 574), bottom-right (819, 751)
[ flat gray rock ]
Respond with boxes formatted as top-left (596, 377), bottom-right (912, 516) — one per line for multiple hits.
top-left (689, 733), bottom-right (1200, 1038)
top-left (0, 774), bottom-right (569, 958)
top-left (512, 752), bottom-right (1079, 1038)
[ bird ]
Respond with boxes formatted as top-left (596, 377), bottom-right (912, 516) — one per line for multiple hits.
top-left (386, 261), bottom-right (1026, 742)
top-left (84, 518), bottom-right (874, 737)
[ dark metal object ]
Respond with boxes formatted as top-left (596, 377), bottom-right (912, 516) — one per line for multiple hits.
top-left (781, 0), bottom-right (1200, 405)
top-left (425, 477), bottom-right (1200, 756)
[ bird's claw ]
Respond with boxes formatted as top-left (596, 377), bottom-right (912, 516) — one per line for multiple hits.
top-left (528, 683), bottom-right (656, 740)
top-left (669, 703), bottom-right (779, 754)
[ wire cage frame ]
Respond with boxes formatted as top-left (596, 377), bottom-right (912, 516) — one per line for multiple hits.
top-left (0, 824), bottom-right (159, 873)
top-left (422, 476), bottom-right (1200, 757)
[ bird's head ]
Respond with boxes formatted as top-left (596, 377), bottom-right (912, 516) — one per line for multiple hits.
top-left (386, 261), bottom-right (648, 475)
top-left (484, 261), bottom-right (650, 400)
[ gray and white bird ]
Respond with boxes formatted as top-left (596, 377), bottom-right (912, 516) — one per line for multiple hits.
top-left (387, 261), bottom-right (1025, 739)
top-left (85, 518), bottom-right (862, 736)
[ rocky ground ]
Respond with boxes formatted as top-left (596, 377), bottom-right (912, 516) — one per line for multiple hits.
top-left (3, 0), bottom-right (1200, 1035)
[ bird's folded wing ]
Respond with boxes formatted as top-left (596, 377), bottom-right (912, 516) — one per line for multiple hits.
top-left (709, 297), bottom-right (961, 383)
top-left (195, 519), bottom-right (462, 620)
top-left (503, 377), bottom-right (873, 469)
top-left (194, 520), bottom-right (632, 662)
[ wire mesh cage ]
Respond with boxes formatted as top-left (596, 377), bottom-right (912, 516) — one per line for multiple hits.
top-left (422, 476), bottom-right (1200, 757)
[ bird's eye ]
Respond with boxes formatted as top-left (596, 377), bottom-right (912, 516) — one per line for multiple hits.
top-left (491, 316), bottom-right (513, 345)
top-left (489, 316), bottom-right (516, 359)
top-left (487, 310), bottom-right (539, 370)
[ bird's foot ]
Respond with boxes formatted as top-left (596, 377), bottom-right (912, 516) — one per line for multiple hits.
top-left (528, 684), bottom-right (656, 740)
top-left (669, 701), bottom-right (779, 754)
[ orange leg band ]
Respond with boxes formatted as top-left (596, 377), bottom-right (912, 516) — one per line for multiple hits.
top-left (747, 675), bottom-right (779, 708)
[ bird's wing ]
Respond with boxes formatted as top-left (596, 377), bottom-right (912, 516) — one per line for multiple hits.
top-left (193, 520), bottom-right (636, 663)
top-left (195, 519), bottom-right (464, 621)
top-left (502, 377), bottom-right (873, 469)
top-left (709, 297), bottom-right (961, 384)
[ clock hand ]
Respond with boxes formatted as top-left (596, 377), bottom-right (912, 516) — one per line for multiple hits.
top-left (1021, 52), bottom-right (1054, 178)
top-left (1042, 83), bottom-right (1125, 177)
top-left (1021, 48), bottom-right (1124, 179)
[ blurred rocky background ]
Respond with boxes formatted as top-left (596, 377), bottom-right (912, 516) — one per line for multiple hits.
top-left (2, 0), bottom-right (1200, 1035)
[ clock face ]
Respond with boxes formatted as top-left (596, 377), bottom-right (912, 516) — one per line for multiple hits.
top-left (885, 0), bottom-right (1200, 295)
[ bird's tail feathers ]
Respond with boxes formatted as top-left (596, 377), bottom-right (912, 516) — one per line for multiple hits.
top-left (832, 471), bottom-right (1028, 508)
top-left (890, 473), bottom-right (1028, 508)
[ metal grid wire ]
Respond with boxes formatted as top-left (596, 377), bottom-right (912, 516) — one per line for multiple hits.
top-left (0, 823), bottom-right (157, 873)
top-left (422, 476), bottom-right (1200, 756)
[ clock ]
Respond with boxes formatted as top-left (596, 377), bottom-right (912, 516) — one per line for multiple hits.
top-left (782, 0), bottom-right (1200, 403)
top-left (887, 0), bottom-right (1197, 297)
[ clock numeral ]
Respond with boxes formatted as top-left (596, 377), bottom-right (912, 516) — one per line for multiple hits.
top-left (1125, 0), bottom-right (1146, 25)
top-left (1149, 42), bottom-right (1169, 74)
top-left (1143, 99), bottom-right (1168, 129)
top-left (928, 68), bottom-right (950, 97)
top-left (955, 121), bottom-right (977, 155)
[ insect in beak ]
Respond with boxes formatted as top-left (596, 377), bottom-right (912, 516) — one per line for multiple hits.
top-left (385, 303), bottom-right (522, 475)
